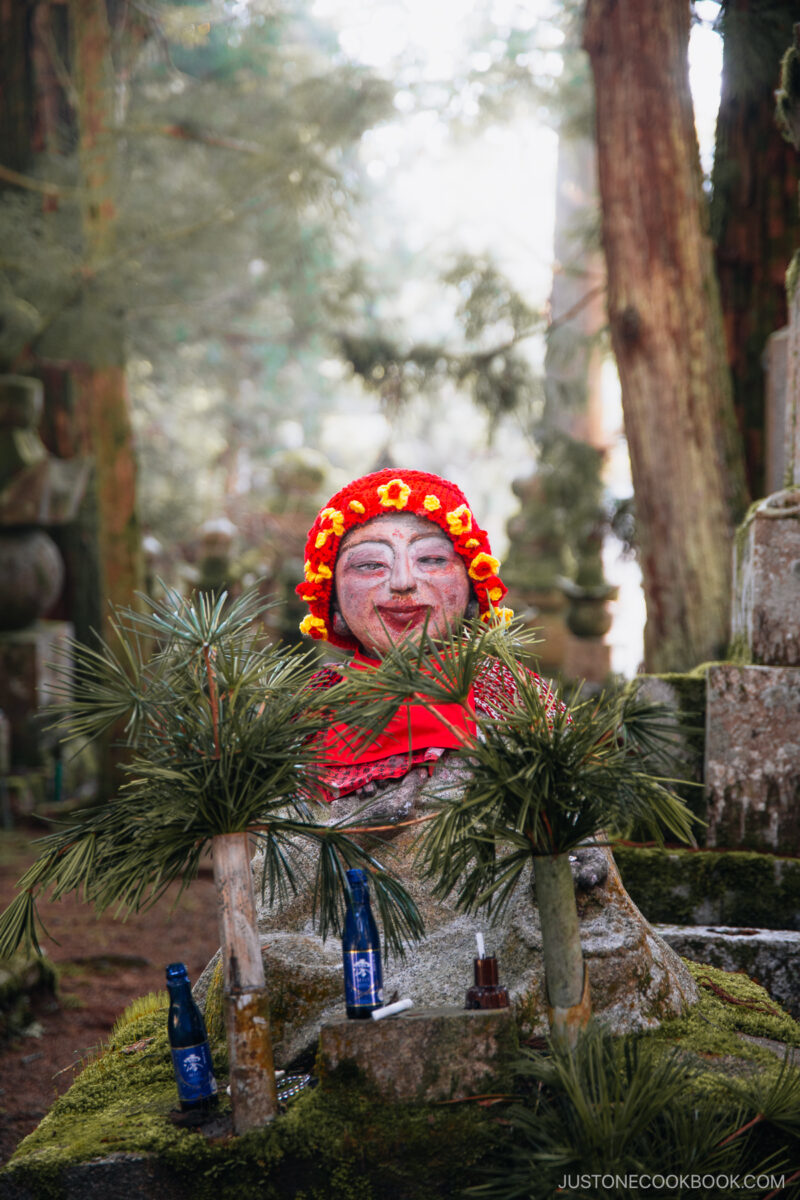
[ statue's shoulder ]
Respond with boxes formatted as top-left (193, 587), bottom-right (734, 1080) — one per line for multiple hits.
top-left (474, 656), bottom-right (564, 720)
top-left (308, 661), bottom-right (345, 691)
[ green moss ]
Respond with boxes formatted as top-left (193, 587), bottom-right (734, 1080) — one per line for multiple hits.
top-left (3, 994), bottom-right (497, 1200)
top-left (646, 960), bottom-right (800, 1101)
top-left (203, 958), bottom-right (225, 1044)
top-left (613, 845), bottom-right (800, 929)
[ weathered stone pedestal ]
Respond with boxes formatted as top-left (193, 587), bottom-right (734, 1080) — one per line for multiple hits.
top-left (732, 490), bottom-right (800, 666)
top-left (318, 1006), bottom-right (516, 1103)
top-left (705, 664), bottom-right (800, 854)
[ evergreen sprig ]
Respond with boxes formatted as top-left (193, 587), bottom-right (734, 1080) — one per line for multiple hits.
top-left (468, 1027), bottom-right (797, 1199)
top-left (0, 588), bottom-right (423, 959)
top-left (326, 620), bottom-right (697, 920)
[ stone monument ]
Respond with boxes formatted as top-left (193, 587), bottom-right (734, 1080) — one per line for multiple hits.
top-left (0, 375), bottom-right (88, 772)
top-left (706, 281), bottom-right (800, 856)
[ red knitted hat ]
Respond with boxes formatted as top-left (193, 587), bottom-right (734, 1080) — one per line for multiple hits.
top-left (296, 468), bottom-right (512, 650)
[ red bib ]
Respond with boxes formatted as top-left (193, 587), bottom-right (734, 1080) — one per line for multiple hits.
top-left (319, 650), bottom-right (476, 766)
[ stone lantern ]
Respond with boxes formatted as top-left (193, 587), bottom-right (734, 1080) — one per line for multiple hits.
top-left (0, 375), bottom-right (89, 769)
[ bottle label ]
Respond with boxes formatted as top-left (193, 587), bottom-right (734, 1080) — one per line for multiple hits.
top-left (343, 948), bottom-right (383, 1008)
top-left (170, 1042), bottom-right (218, 1102)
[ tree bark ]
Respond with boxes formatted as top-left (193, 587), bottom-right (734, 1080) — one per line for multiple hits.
top-left (583, 0), bottom-right (748, 673)
top-left (69, 0), bottom-right (142, 640)
top-left (711, 0), bottom-right (800, 499)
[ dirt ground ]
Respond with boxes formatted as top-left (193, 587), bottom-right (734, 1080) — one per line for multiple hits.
top-left (0, 824), bottom-right (221, 1166)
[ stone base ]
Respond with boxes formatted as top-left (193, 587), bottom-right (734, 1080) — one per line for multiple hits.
top-left (318, 1006), bottom-right (516, 1103)
top-left (0, 621), bottom-right (72, 767)
top-left (705, 664), bottom-right (800, 855)
top-left (656, 924), bottom-right (800, 1020)
top-left (732, 493), bottom-right (800, 666)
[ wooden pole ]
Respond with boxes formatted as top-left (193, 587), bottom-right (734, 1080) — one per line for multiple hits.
top-left (211, 832), bottom-right (278, 1131)
top-left (534, 853), bottom-right (591, 1048)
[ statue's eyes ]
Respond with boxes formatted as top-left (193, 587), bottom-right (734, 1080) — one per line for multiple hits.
top-left (351, 559), bottom-right (388, 571)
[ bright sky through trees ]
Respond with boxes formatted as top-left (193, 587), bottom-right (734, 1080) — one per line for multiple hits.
top-left (308, 0), bottom-right (723, 675)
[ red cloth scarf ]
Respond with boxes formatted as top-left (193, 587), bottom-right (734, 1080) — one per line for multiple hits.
top-left (309, 654), bottom-right (561, 802)
top-left (319, 650), bottom-right (477, 766)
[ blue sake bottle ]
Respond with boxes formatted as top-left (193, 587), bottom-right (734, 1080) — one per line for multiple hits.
top-left (342, 868), bottom-right (384, 1018)
top-left (165, 962), bottom-right (219, 1111)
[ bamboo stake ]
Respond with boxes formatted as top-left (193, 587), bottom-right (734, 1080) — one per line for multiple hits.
top-left (211, 832), bottom-right (278, 1131)
top-left (534, 853), bottom-right (591, 1049)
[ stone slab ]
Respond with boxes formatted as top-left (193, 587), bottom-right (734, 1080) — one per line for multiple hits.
top-left (704, 664), bottom-right (800, 854)
top-left (318, 1005), bottom-right (517, 1103)
top-left (656, 924), bottom-right (800, 1020)
top-left (732, 495), bottom-right (800, 667)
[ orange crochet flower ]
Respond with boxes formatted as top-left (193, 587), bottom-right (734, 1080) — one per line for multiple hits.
top-left (468, 552), bottom-right (500, 581)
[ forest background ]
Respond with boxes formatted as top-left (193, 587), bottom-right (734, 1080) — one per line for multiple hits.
top-left (2, 0), bottom-right (799, 684)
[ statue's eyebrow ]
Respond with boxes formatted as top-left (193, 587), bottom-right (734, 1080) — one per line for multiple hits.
top-left (341, 531), bottom-right (451, 556)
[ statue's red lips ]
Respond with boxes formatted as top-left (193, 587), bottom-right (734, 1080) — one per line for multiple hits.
top-left (376, 605), bottom-right (430, 627)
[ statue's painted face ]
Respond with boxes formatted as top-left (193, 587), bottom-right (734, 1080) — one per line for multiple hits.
top-left (334, 513), bottom-right (471, 656)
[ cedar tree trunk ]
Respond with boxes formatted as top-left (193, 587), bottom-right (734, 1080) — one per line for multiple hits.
top-left (711, 0), bottom-right (800, 499)
top-left (70, 0), bottom-right (142, 640)
top-left (583, 0), bottom-right (748, 673)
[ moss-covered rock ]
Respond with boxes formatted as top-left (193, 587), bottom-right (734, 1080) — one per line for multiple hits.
top-left (0, 992), bottom-right (499, 1200)
top-left (614, 845), bottom-right (800, 930)
top-left (3, 963), bottom-right (799, 1200)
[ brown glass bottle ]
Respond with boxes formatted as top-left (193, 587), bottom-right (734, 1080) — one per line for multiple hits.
top-left (465, 955), bottom-right (509, 1010)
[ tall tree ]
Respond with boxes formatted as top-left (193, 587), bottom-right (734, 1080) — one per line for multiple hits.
top-left (711, 0), bottom-right (800, 498)
top-left (583, 0), bottom-right (748, 674)
top-left (1, 0), bottom-right (143, 644)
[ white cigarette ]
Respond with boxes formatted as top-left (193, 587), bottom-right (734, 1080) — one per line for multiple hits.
top-left (476, 931), bottom-right (485, 959)
top-left (371, 997), bottom-right (413, 1020)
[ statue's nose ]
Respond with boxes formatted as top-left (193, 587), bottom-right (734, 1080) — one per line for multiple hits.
top-left (389, 550), bottom-right (415, 592)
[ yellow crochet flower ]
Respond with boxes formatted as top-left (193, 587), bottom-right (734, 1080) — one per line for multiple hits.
top-left (488, 586), bottom-right (504, 602)
top-left (304, 560), bottom-right (333, 584)
top-left (465, 538), bottom-right (480, 549)
top-left (468, 552), bottom-right (500, 581)
top-left (423, 495), bottom-right (441, 512)
top-left (446, 504), bottom-right (473, 537)
top-left (377, 478), bottom-right (411, 509)
top-left (314, 507), bottom-right (345, 548)
top-left (481, 606), bottom-right (514, 626)
top-left (349, 500), bottom-right (366, 513)
top-left (300, 614), bottom-right (329, 639)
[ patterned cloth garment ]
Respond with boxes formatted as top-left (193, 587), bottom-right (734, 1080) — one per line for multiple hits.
top-left (308, 656), bottom-right (562, 802)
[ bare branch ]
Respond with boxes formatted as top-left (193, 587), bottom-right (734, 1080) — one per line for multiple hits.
top-left (0, 163), bottom-right (75, 198)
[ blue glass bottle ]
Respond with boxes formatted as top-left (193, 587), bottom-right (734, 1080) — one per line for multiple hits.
top-left (342, 868), bottom-right (383, 1018)
top-left (165, 962), bottom-right (219, 1111)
